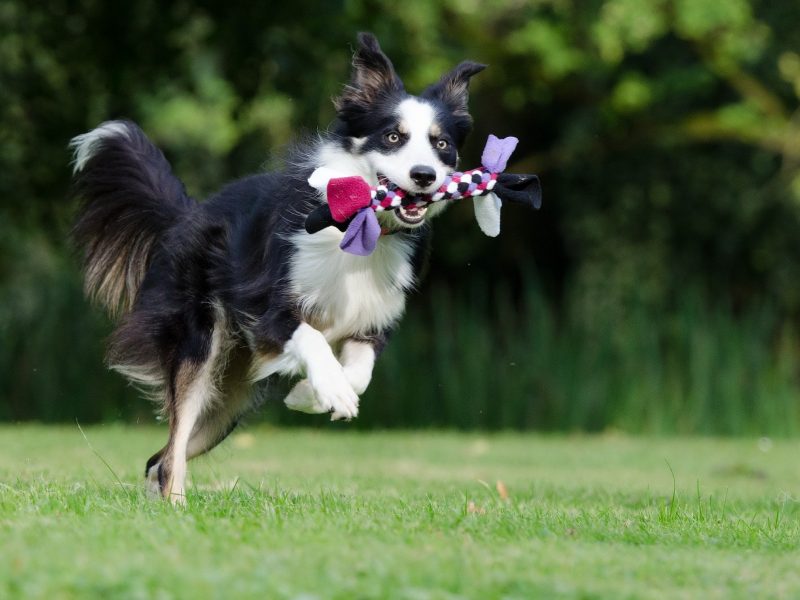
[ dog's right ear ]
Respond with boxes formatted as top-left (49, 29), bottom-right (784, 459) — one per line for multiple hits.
top-left (334, 33), bottom-right (404, 118)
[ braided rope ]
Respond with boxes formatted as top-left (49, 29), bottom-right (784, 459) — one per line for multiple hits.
top-left (369, 167), bottom-right (498, 212)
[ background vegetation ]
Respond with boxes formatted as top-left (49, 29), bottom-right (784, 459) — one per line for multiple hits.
top-left (2, 0), bottom-right (800, 433)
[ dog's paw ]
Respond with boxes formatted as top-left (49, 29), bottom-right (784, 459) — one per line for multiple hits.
top-left (145, 463), bottom-right (162, 499)
top-left (309, 369), bottom-right (359, 421)
top-left (284, 379), bottom-right (328, 414)
top-left (145, 462), bottom-right (187, 505)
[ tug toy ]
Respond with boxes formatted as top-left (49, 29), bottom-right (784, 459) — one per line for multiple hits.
top-left (305, 135), bottom-right (542, 256)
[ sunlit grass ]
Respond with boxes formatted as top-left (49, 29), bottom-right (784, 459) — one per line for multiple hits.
top-left (1, 425), bottom-right (799, 598)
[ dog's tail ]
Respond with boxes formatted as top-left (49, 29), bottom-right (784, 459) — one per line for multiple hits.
top-left (70, 120), bottom-right (195, 317)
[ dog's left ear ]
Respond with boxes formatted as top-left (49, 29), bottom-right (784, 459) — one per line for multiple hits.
top-left (423, 61), bottom-right (487, 118)
top-left (334, 33), bottom-right (404, 118)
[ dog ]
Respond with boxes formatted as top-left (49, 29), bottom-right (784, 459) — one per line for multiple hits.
top-left (70, 33), bottom-right (485, 503)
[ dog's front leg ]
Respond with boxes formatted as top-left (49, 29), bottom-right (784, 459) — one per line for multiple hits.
top-left (284, 338), bottom-right (379, 416)
top-left (339, 339), bottom-right (376, 394)
top-left (282, 323), bottom-right (359, 421)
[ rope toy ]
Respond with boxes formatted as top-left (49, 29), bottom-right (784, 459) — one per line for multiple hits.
top-left (305, 135), bottom-right (542, 255)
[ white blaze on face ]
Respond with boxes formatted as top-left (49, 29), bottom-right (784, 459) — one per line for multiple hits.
top-left (366, 98), bottom-right (449, 195)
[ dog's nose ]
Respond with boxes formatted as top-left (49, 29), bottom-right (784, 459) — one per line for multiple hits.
top-left (410, 165), bottom-right (436, 188)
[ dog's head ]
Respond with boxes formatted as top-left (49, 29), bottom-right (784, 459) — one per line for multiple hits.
top-left (333, 33), bottom-right (485, 228)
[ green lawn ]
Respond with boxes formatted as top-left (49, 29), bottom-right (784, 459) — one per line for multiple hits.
top-left (0, 425), bottom-right (798, 599)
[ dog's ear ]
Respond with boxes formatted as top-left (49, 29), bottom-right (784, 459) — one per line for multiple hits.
top-left (423, 61), bottom-right (487, 118)
top-left (334, 33), bottom-right (404, 117)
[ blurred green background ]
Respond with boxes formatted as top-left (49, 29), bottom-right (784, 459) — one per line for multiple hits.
top-left (2, 0), bottom-right (800, 434)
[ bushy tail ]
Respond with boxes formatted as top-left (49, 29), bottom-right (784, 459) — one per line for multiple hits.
top-left (70, 120), bottom-right (194, 317)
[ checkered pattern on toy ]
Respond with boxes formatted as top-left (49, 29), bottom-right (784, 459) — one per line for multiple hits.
top-left (371, 167), bottom-right (498, 212)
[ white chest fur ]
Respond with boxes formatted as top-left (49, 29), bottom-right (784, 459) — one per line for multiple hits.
top-left (288, 228), bottom-right (415, 342)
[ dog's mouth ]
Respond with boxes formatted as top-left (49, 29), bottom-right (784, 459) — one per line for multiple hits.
top-left (395, 204), bottom-right (428, 225)
top-left (376, 173), bottom-right (430, 226)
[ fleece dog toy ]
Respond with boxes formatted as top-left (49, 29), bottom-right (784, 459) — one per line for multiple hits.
top-left (305, 135), bottom-right (542, 255)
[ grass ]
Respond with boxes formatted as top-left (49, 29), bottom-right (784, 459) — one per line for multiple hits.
top-left (1, 425), bottom-right (799, 599)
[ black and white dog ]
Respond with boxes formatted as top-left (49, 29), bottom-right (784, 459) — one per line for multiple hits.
top-left (71, 33), bottom-right (485, 503)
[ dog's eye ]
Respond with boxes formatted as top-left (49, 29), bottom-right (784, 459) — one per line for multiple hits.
top-left (436, 139), bottom-right (449, 150)
top-left (385, 132), bottom-right (400, 144)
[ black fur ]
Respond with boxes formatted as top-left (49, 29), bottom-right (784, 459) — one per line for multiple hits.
top-left (333, 32), bottom-right (405, 132)
top-left (422, 61), bottom-right (486, 144)
top-left (72, 121), bottom-right (195, 316)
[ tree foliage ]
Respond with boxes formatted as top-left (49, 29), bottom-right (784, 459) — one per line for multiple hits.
top-left (1, 0), bottom-right (799, 427)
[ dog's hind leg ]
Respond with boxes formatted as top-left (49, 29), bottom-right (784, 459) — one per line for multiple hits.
top-left (184, 347), bottom-right (254, 460)
top-left (146, 401), bottom-right (247, 497)
top-left (146, 345), bottom-right (252, 499)
top-left (147, 322), bottom-right (227, 505)
top-left (145, 407), bottom-right (240, 500)
top-left (157, 364), bottom-right (215, 504)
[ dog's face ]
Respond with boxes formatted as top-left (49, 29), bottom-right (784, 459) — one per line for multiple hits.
top-left (334, 33), bottom-right (485, 228)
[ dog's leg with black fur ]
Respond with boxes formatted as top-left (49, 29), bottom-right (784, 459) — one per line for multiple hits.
top-left (145, 357), bottom-right (253, 497)
top-left (154, 363), bottom-right (214, 504)
top-left (145, 403), bottom-right (245, 498)
top-left (185, 350), bottom-right (254, 459)
top-left (146, 322), bottom-right (228, 504)
top-left (145, 392), bottom-right (251, 499)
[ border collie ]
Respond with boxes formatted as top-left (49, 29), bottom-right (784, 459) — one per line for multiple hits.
top-left (70, 33), bottom-right (485, 503)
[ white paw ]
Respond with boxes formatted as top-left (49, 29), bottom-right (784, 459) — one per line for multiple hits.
top-left (284, 323), bottom-right (360, 421)
top-left (309, 369), bottom-right (359, 421)
top-left (284, 379), bottom-right (328, 414)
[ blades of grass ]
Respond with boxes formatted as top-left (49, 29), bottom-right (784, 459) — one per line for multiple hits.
top-left (75, 419), bottom-right (125, 489)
